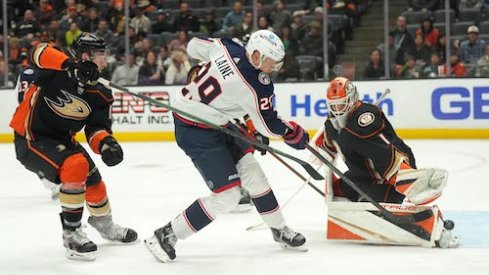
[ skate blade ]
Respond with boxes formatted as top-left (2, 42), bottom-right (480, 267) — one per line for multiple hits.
top-left (65, 249), bottom-right (96, 261)
top-left (278, 242), bottom-right (308, 252)
top-left (144, 236), bottom-right (174, 263)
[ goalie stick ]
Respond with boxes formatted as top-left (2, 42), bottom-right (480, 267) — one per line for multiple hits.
top-left (97, 78), bottom-right (324, 181)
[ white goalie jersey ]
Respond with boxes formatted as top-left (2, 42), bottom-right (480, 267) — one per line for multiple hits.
top-left (172, 37), bottom-right (291, 138)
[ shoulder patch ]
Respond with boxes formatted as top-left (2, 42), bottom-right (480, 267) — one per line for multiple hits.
top-left (358, 112), bottom-right (375, 127)
top-left (23, 69), bottom-right (34, 75)
top-left (258, 72), bottom-right (271, 85)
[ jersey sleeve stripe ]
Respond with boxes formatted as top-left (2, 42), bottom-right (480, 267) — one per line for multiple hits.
top-left (194, 37), bottom-right (213, 44)
top-left (32, 44), bottom-right (48, 68)
top-left (216, 40), bottom-right (276, 137)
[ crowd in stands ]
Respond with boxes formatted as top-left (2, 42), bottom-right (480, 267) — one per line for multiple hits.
top-left (364, 0), bottom-right (489, 79)
top-left (0, 0), bottom-right (371, 87)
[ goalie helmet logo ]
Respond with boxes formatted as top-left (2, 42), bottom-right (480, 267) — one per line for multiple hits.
top-left (358, 112), bottom-right (375, 127)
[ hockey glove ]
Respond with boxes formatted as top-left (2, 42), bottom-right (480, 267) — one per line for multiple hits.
top-left (99, 136), bottom-right (124, 166)
top-left (65, 59), bottom-right (100, 85)
top-left (283, 121), bottom-right (309, 150)
top-left (233, 119), bottom-right (269, 155)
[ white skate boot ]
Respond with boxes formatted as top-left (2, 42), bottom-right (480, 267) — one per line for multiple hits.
top-left (63, 226), bottom-right (97, 261)
top-left (88, 214), bottom-right (138, 243)
top-left (271, 226), bottom-right (308, 252)
top-left (144, 223), bottom-right (177, 263)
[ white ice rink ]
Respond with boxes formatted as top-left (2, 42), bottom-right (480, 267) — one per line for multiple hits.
top-left (1, 140), bottom-right (488, 275)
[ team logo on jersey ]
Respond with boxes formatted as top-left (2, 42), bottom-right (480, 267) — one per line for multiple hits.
top-left (258, 72), bottom-right (271, 85)
top-left (358, 112), bottom-right (375, 127)
top-left (44, 90), bottom-right (91, 120)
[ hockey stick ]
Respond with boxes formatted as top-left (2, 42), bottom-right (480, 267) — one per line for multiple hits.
top-left (374, 88), bottom-right (391, 105)
top-left (246, 177), bottom-right (310, 231)
top-left (97, 78), bottom-right (324, 181)
top-left (306, 144), bottom-right (433, 241)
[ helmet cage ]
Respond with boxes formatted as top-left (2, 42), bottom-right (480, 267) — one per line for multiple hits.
top-left (327, 81), bottom-right (358, 118)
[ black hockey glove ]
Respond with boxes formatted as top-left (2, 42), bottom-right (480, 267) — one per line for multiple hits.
top-left (65, 59), bottom-right (100, 85)
top-left (99, 136), bottom-right (123, 166)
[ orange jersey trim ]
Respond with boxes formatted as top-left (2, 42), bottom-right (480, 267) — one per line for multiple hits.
top-left (32, 43), bottom-right (68, 70)
top-left (10, 85), bottom-right (39, 138)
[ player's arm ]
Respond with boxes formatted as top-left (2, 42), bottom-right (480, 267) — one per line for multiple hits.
top-left (187, 37), bottom-right (215, 61)
top-left (84, 87), bottom-right (123, 167)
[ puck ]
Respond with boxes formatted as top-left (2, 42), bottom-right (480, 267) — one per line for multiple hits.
top-left (444, 219), bottom-right (455, 230)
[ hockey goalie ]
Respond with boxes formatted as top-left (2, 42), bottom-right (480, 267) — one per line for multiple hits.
top-left (309, 77), bottom-right (458, 248)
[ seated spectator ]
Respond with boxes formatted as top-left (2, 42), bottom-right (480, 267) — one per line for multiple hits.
top-left (157, 45), bottom-right (171, 69)
top-left (15, 9), bottom-right (40, 40)
top-left (416, 18), bottom-right (439, 48)
top-left (172, 1), bottom-right (200, 33)
top-left (200, 10), bottom-right (220, 35)
top-left (300, 21), bottom-right (323, 58)
top-left (165, 51), bottom-right (191, 85)
top-left (111, 53), bottom-right (140, 86)
top-left (135, 38), bottom-right (153, 62)
top-left (398, 56), bottom-right (422, 78)
top-left (37, 0), bottom-right (57, 25)
top-left (407, 0), bottom-right (440, 11)
top-left (291, 11), bottom-right (307, 41)
top-left (8, 38), bottom-right (23, 67)
top-left (152, 10), bottom-right (172, 34)
top-left (47, 20), bottom-right (65, 46)
top-left (270, 0), bottom-right (292, 31)
top-left (65, 22), bottom-right (82, 47)
top-left (459, 25), bottom-right (486, 67)
top-left (168, 31), bottom-right (189, 52)
top-left (459, 0), bottom-right (484, 9)
top-left (423, 52), bottom-right (443, 77)
top-left (390, 16), bottom-right (414, 60)
top-left (138, 50), bottom-right (165, 86)
top-left (256, 0), bottom-right (271, 23)
top-left (279, 26), bottom-right (299, 56)
top-left (81, 7), bottom-right (99, 33)
top-left (233, 11), bottom-right (253, 41)
top-left (258, 16), bottom-right (273, 32)
top-left (95, 20), bottom-right (115, 47)
top-left (475, 44), bottom-right (489, 77)
top-left (130, 4), bottom-right (152, 35)
top-left (410, 34), bottom-right (432, 67)
top-left (222, 1), bottom-right (244, 32)
top-left (363, 49), bottom-right (386, 79)
top-left (276, 52), bottom-right (300, 81)
top-left (116, 27), bottom-right (137, 56)
top-left (377, 33), bottom-right (404, 66)
top-left (59, 5), bottom-right (80, 32)
top-left (442, 53), bottom-right (467, 77)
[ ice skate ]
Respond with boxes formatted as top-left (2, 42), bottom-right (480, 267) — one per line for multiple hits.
top-left (63, 226), bottom-right (97, 261)
top-left (144, 223), bottom-right (177, 263)
top-left (88, 214), bottom-right (138, 243)
top-left (271, 226), bottom-right (308, 252)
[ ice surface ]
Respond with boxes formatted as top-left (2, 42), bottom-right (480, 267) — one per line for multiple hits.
top-left (1, 140), bottom-right (488, 275)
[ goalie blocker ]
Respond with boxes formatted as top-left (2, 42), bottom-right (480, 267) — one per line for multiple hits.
top-left (326, 202), bottom-right (458, 248)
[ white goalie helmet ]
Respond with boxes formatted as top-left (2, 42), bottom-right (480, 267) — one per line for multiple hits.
top-left (245, 30), bottom-right (285, 72)
top-left (326, 77), bottom-right (359, 130)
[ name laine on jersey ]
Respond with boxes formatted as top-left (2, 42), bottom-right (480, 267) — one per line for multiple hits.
top-left (214, 55), bottom-right (235, 80)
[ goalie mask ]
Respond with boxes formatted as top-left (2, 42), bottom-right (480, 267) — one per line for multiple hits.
top-left (326, 77), bottom-right (359, 130)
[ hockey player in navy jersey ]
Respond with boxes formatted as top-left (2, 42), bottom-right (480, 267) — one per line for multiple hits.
top-left (144, 30), bottom-right (309, 262)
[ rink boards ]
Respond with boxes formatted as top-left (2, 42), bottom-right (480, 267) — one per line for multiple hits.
top-left (1, 78), bottom-right (488, 142)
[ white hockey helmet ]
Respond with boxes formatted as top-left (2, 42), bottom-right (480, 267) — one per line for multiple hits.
top-left (245, 30), bottom-right (285, 72)
top-left (326, 77), bottom-right (359, 130)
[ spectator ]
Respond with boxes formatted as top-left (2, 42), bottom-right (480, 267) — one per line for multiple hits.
top-left (459, 25), bottom-right (486, 67)
top-left (459, 0), bottom-right (484, 9)
top-left (444, 53), bottom-right (467, 77)
top-left (363, 49), bottom-right (386, 79)
top-left (152, 10), bottom-right (172, 34)
top-left (300, 21), bottom-right (323, 58)
top-left (59, 5), bottom-right (81, 32)
top-left (172, 2), bottom-right (200, 33)
top-left (423, 52), bottom-right (443, 77)
top-left (157, 45), bottom-right (171, 69)
top-left (256, 0), bottom-right (271, 23)
top-left (130, 5), bottom-right (152, 35)
top-left (407, 0), bottom-right (440, 11)
top-left (8, 38), bottom-right (23, 68)
top-left (410, 34), bottom-right (432, 66)
top-left (398, 56), bottom-right (422, 78)
top-left (279, 26), bottom-right (299, 56)
top-left (0, 59), bottom-right (14, 87)
top-left (222, 1), bottom-right (244, 32)
top-left (168, 31), bottom-right (189, 52)
top-left (116, 27), bottom-right (137, 56)
top-left (377, 33), bottom-right (404, 66)
top-left (390, 16), bottom-right (414, 63)
top-left (108, 2), bottom-right (128, 36)
top-left (200, 11), bottom-right (220, 35)
top-left (95, 20), bottom-right (115, 47)
top-left (258, 16), bottom-right (273, 32)
top-left (47, 20), bottom-right (65, 46)
top-left (416, 18), bottom-right (439, 48)
top-left (111, 53), bottom-right (140, 85)
top-left (138, 50), bottom-right (165, 86)
top-left (15, 9), bottom-right (40, 39)
top-left (233, 11), bottom-right (253, 41)
top-left (291, 11), bottom-right (307, 41)
top-left (135, 38), bottom-right (153, 61)
top-left (81, 7), bottom-right (100, 33)
top-left (270, 0), bottom-right (292, 31)
top-left (475, 44), bottom-right (489, 77)
top-left (165, 51), bottom-right (191, 85)
top-left (37, 0), bottom-right (57, 26)
top-left (65, 22), bottom-right (82, 47)
top-left (276, 52), bottom-right (300, 81)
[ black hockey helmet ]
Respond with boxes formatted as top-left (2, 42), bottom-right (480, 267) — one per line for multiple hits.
top-left (73, 32), bottom-right (107, 59)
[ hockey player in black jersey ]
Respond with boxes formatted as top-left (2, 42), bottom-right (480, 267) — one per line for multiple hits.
top-left (309, 77), bottom-right (448, 205)
top-left (10, 33), bottom-right (137, 261)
